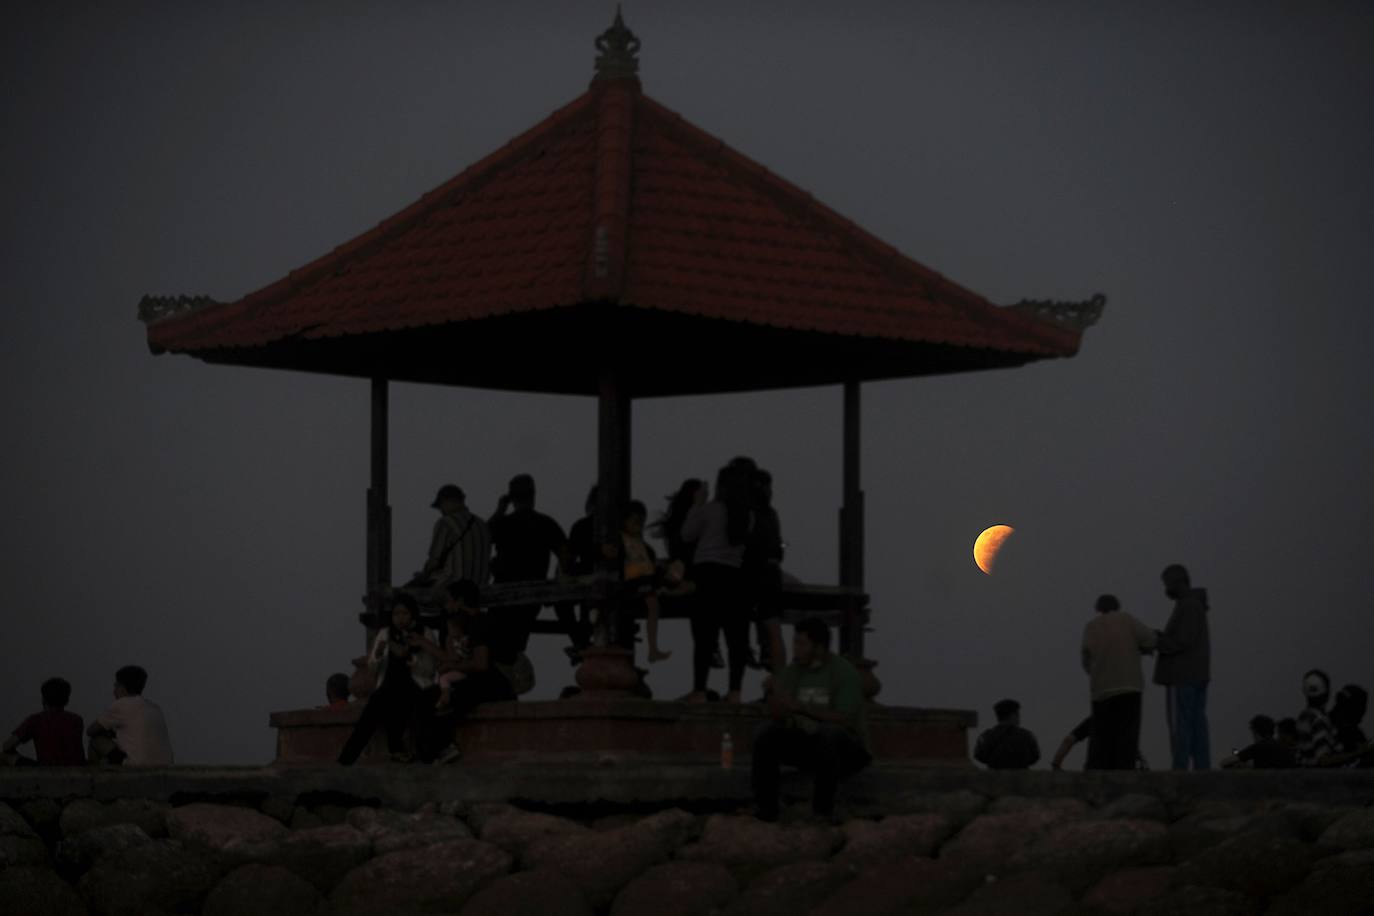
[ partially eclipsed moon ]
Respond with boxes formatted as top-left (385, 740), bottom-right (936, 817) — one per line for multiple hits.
top-left (974, 525), bottom-right (1015, 574)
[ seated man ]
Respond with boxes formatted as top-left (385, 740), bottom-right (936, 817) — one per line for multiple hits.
top-left (974, 698), bottom-right (1041, 770)
top-left (324, 673), bottom-right (352, 710)
top-left (3, 677), bottom-right (85, 766)
top-left (1223, 714), bottom-right (1296, 769)
top-left (88, 666), bottom-right (174, 766)
top-left (752, 618), bottom-right (870, 821)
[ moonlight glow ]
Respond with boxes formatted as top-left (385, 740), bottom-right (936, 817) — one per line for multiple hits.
top-left (973, 525), bottom-right (1015, 574)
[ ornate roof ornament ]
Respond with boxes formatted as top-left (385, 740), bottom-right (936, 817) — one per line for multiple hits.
top-left (1010, 293), bottom-right (1106, 332)
top-left (138, 293), bottom-right (217, 324)
top-left (593, 6), bottom-right (640, 82)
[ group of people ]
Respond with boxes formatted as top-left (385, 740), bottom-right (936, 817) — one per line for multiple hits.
top-left (3, 666), bottom-right (174, 768)
top-left (972, 563), bottom-right (1372, 771)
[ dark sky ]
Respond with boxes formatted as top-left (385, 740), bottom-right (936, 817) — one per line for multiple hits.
top-left (5, 2), bottom-right (1372, 765)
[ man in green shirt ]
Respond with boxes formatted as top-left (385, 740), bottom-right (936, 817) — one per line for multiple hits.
top-left (752, 618), bottom-right (871, 821)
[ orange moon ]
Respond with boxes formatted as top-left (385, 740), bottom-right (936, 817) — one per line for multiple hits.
top-left (974, 525), bottom-right (1015, 574)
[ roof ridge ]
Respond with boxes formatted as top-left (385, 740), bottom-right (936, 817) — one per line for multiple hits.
top-left (582, 80), bottom-right (638, 301)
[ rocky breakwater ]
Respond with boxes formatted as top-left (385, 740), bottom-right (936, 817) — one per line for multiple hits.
top-left (2, 784), bottom-right (1373, 915)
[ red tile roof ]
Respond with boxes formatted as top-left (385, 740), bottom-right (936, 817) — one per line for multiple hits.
top-left (143, 74), bottom-right (1085, 370)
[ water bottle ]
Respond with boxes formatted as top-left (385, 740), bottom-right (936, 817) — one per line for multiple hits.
top-left (721, 731), bottom-right (734, 770)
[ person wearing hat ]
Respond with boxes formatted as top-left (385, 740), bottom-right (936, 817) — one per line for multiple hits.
top-left (973, 699), bottom-right (1041, 770)
top-left (1080, 593), bottom-right (1157, 770)
top-left (416, 484), bottom-right (490, 598)
top-left (1295, 669), bottom-right (1337, 766)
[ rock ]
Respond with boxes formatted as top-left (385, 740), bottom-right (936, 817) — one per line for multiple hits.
top-left (1166, 812), bottom-right (1264, 862)
top-left (1, 800), bottom-right (47, 867)
top-left (311, 803), bottom-right (350, 825)
top-left (1, 800), bottom-right (40, 838)
top-left (611, 861), bottom-right (739, 916)
top-left (890, 789), bottom-right (987, 827)
top-left (592, 813), bottom-right (641, 832)
top-left (1080, 866), bottom-right (1176, 914)
top-left (722, 860), bottom-right (850, 916)
top-left (1278, 802), bottom-right (1351, 841)
top-left (329, 838), bottom-right (511, 916)
top-left (55, 823), bottom-right (153, 872)
top-left (988, 795), bottom-right (1091, 818)
top-left (259, 796), bottom-right (297, 826)
top-left (202, 863), bottom-right (324, 916)
top-left (59, 799), bottom-right (169, 839)
top-left (940, 806), bottom-right (1081, 871)
top-left (1097, 793), bottom-right (1169, 822)
top-left (18, 798), bottom-right (64, 844)
top-left (0, 865), bottom-right (88, 916)
top-left (1136, 884), bottom-right (1259, 916)
top-left (941, 871), bottom-right (1076, 916)
top-left (675, 814), bottom-right (840, 883)
top-left (1008, 818), bottom-right (1170, 892)
top-left (1318, 806), bottom-right (1374, 850)
top-left (522, 809), bottom-right (695, 908)
top-left (246, 824), bottom-right (373, 893)
top-left (290, 808), bottom-right (326, 830)
top-left (460, 869), bottom-right (593, 916)
top-left (345, 805), bottom-right (473, 853)
top-left (834, 814), bottom-right (953, 868)
top-left (474, 806), bottom-right (588, 859)
top-left (78, 839), bottom-right (224, 916)
top-left (1173, 827), bottom-right (1320, 899)
top-left (809, 855), bottom-right (982, 916)
top-left (166, 802), bottom-right (288, 853)
top-left (1268, 849), bottom-right (1374, 916)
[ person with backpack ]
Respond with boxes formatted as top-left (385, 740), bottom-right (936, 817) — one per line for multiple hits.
top-left (415, 484), bottom-right (490, 599)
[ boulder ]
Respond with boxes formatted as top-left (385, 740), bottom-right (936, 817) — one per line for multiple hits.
top-left (346, 805), bottom-right (474, 854)
top-left (0, 800), bottom-right (47, 867)
top-left (1166, 812), bottom-right (1265, 862)
top-left (722, 860), bottom-right (851, 916)
top-left (1318, 806), bottom-right (1374, 851)
top-left (1278, 802), bottom-right (1351, 841)
top-left (1096, 793), bottom-right (1170, 822)
top-left (165, 802), bottom-right (288, 853)
top-left (1008, 818), bottom-right (1170, 892)
top-left (522, 809), bottom-right (695, 908)
top-left (941, 871), bottom-right (1076, 916)
top-left (59, 799), bottom-right (169, 839)
top-left (809, 855), bottom-right (982, 916)
top-left (77, 839), bottom-right (225, 916)
top-left (55, 823), bottom-right (153, 872)
top-left (259, 796), bottom-right (297, 826)
top-left (460, 869), bottom-right (592, 916)
top-left (940, 806), bottom-right (1081, 872)
top-left (1172, 827), bottom-right (1320, 900)
top-left (0, 865), bottom-right (88, 916)
top-left (1267, 849), bottom-right (1374, 916)
top-left (1136, 884), bottom-right (1258, 916)
top-left (1080, 866), bottom-right (1177, 914)
top-left (329, 837), bottom-right (512, 916)
top-left (675, 814), bottom-right (841, 883)
top-left (611, 861), bottom-right (739, 916)
top-left (834, 813), bottom-right (953, 868)
top-left (890, 789), bottom-right (987, 827)
top-left (473, 806), bottom-right (588, 859)
top-left (201, 863), bottom-right (324, 916)
top-left (987, 795), bottom-right (1091, 818)
top-left (246, 824), bottom-right (374, 893)
top-left (18, 798), bottom-right (64, 844)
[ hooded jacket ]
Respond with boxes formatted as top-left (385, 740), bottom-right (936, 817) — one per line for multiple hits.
top-left (1153, 587), bottom-right (1210, 685)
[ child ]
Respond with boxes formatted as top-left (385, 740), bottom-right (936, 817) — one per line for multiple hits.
top-left (3, 677), bottom-right (85, 766)
top-left (623, 501), bottom-right (671, 662)
top-left (434, 609), bottom-right (473, 713)
top-left (1223, 714), bottom-right (1295, 769)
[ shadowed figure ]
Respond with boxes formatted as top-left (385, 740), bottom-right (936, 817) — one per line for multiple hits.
top-left (86, 665), bottom-right (174, 767)
top-left (1153, 563), bottom-right (1211, 770)
top-left (487, 474), bottom-right (569, 661)
top-left (1223, 714), bottom-right (1296, 769)
top-left (681, 463), bottom-right (753, 703)
top-left (3, 677), bottom-right (84, 767)
top-left (1081, 594), bottom-right (1156, 770)
top-left (1295, 669), bottom-right (1336, 767)
top-left (974, 698), bottom-right (1041, 770)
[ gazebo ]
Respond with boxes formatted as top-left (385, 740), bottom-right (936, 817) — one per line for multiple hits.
top-left (140, 13), bottom-right (1100, 763)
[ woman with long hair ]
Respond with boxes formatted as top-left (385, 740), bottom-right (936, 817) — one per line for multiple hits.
top-left (680, 463), bottom-right (752, 703)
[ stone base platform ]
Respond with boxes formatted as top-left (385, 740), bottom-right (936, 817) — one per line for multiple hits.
top-left (268, 699), bottom-right (977, 766)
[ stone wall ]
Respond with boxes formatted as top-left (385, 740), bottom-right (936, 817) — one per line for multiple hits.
top-left (1, 766), bottom-right (1371, 915)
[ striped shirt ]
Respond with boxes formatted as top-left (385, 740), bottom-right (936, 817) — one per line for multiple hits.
top-left (425, 509), bottom-right (490, 587)
top-left (1296, 706), bottom-right (1336, 766)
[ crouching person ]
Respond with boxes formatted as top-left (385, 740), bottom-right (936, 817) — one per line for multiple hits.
top-left (421, 580), bottom-right (517, 764)
top-left (338, 593), bottom-right (442, 765)
top-left (752, 618), bottom-right (870, 821)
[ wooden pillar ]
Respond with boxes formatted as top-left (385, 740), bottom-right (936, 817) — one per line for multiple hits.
top-left (594, 366), bottom-right (631, 639)
top-left (839, 380), bottom-right (865, 656)
top-left (365, 377), bottom-right (392, 642)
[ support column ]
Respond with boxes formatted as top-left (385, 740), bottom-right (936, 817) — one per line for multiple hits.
top-left (839, 380), bottom-right (865, 657)
top-left (364, 377), bottom-right (392, 646)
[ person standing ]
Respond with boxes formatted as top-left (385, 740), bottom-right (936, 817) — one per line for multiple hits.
top-left (681, 464), bottom-right (752, 703)
top-left (1153, 563), bottom-right (1211, 770)
top-left (487, 474), bottom-right (568, 657)
top-left (87, 666), bottom-right (174, 766)
top-left (1081, 594), bottom-right (1156, 769)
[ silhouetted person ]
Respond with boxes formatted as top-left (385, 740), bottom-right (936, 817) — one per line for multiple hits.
top-left (1276, 717), bottom-right (1299, 754)
top-left (3, 678), bottom-right (84, 766)
top-left (554, 485), bottom-right (597, 663)
top-left (1154, 563), bottom-right (1211, 769)
top-left (1223, 715), bottom-right (1296, 769)
top-left (974, 699), bottom-right (1041, 770)
top-left (88, 666), bottom-right (173, 766)
top-left (1295, 668), bottom-right (1337, 767)
top-left (650, 478), bottom-right (706, 568)
top-left (752, 619), bottom-right (870, 821)
top-left (1049, 715), bottom-right (1149, 771)
top-left (415, 484), bottom-right (490, 596)
top-left (338, 594), bottom-right (442, 765)
top-left (324, 673), bottom-right (351, 710)
top-left (744, 467), bottom-right (786, 673)
top-left (682, 463), bottom-right (752, 703)
top-left (621, 500), bottom-right (672, 662)
top-left (1326, 683), bottom-right (1372, 768)
top-left (1081, 594), bottom-right (1156, 769)
top-left (488, 474), bottom-right (568, 657)
top-left (421, 580), bottom-right (517, 764)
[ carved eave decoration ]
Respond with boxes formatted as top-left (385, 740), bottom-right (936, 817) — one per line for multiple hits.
top-left (1010, 293), bottom-right (1106, 332)
top-left (138, 294), bottom-right (219, 325)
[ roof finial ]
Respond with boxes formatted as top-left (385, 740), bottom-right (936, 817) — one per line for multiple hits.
top-left (593, 5), bottom-right (640, 82)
